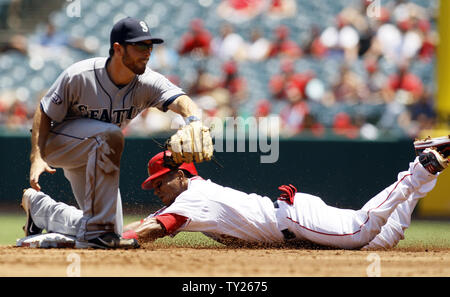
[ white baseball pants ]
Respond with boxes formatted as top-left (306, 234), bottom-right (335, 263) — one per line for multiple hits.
top-left (279, 157), bottom-right (438, 249)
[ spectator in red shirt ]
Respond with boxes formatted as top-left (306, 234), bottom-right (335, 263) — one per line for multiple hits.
top-left (4, 100), bottom-right (31, 131)
top-left (217, 0), bottom-right (265, 23)
top-left (269, 59), bottom-right (314, 101)
top-left (219, 60), bottom-right (247, 115)
top-left (303, 25), bottom-right (328, 59)
top-left (331, 64), bottom-right (369, 104)
top-left (187, 67), bottom-right (220, 98)
top-left (266, 0), bottom-right (297, 19)
top-left (254, 99), bottom-right (272, 118)
top-left (417, 18), bottom-right (437, 63)
top-left (279, 83), bottom-right (325, 137)
top-left (267, 25), bottom-right (302, 58)
top-left (279, 84), bottom-right (310, 136)
top-left (332, 112), bottom-right (359, 139)
top-left (178, 19), bottom-right (213, 57)
top-left (387, 62), bottom-right (424, 101)
top-left (279, 73), bottom-right (326, 137)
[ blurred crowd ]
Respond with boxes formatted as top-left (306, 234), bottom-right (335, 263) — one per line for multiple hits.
top-left (0, 19), bottom-right (97, 133)
top-left (0, 0), bottom-right (439, 140)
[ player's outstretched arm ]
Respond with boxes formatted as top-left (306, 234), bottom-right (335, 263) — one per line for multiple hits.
top-left (167, 94), bottom-right (199, 118)
top-left (126, 217), bottom-right (167, 243)
top-left (30, 105), bottom-right (56, 191)
top-left (123, 220), bottom-right (143, 233)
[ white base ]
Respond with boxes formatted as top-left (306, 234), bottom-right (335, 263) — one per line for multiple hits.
top-left (16, 233), bottom-right (76, 248)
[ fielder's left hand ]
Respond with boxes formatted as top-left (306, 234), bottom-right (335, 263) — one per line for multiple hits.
top-left (167, 120), bottom-right (213, 163)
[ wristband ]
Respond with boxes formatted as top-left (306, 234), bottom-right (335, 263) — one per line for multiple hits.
top-left (184, 115), bottom-right (200, 124)
top-left (122, 230), bottom-right (138, 240)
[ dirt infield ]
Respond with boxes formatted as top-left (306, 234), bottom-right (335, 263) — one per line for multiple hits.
top-left (1, 245), bottom-right (449, 277)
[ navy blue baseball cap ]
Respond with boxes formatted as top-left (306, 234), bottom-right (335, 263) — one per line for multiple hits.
top-left (110, 17), bottom-right (164, 46)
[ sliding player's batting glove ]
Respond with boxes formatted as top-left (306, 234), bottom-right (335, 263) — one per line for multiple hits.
top-left (277, 184), bottom-right (297, 205)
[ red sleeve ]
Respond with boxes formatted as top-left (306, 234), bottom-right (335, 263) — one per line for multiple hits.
top-left (155, 213), bottom-right (188, 234)
top-left (122, 229), bottom-right (138, 240)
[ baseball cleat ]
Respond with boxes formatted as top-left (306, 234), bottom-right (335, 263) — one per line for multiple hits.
top-left (75, 232), bottom-right (140, 249)
top-left (21, 188), bottom-right (43, 236)
top-left (414, 135), bottom-right (450, 158)
top-left (418, 148), bottom-right (449, 175)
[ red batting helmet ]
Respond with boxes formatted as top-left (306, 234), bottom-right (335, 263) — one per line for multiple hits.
top-left (141, 151), bottom-right (198, 190)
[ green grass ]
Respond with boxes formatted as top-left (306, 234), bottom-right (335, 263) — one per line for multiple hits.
top-left (1, 212), bottom-right (449, 249)
top-left (397, 220), bottom-right (450, 249)
top-left (0, 213), bottom-right (27, 245)
top-left (123, 215), bottom-right (221, 248)
top-left (0, 213), bottom-right (221, 247)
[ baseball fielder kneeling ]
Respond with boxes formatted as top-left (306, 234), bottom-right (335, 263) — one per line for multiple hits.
top-left (25, 16), bottom-right (213, 249)
top-left (20, 136), bottom-right (449, 250)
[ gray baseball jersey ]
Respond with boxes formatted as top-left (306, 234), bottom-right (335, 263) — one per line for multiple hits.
top-left (41, 57), bottom-right (184, 127)
top-left (38, 57), bottom-right (185, 242)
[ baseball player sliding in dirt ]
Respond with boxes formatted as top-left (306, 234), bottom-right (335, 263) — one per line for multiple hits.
top-left (20, 136), bottom-right (449, 250)
top-left (26, 16), bottom-right (213, 249)
top-left (122, 136), bottom-right (449, 250)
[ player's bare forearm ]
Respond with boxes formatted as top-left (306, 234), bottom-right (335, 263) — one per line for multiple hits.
top-left (168, 95), bottom-right (200, 118)
top-left (29, 105), bottom-right (55, 190)
top-left (123, 220), bottom-right (143, 232)
top-left (30, 105), bottom-right (51, 162)
top-left (134, 217), bottom-right (167, 242)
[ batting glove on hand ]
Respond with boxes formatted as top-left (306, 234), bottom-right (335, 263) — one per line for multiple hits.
top-left (277, 184), bottom-right (297, 205)
top-left (167, 120), bottom-right (214, 164)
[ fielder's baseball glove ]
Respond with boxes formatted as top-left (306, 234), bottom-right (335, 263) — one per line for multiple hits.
top-left (167, 120), bottom-right (213, 163)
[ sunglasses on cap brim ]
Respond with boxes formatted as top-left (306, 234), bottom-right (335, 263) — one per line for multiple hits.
top-left (124, 41), bottom-right (154, 51)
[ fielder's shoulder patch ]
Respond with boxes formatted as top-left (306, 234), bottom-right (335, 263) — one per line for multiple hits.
top-left (51, 92), bottom-right (63, 105)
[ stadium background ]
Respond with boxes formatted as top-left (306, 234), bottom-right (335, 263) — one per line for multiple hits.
top-left (0, 0), bottom-right (448, 217)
